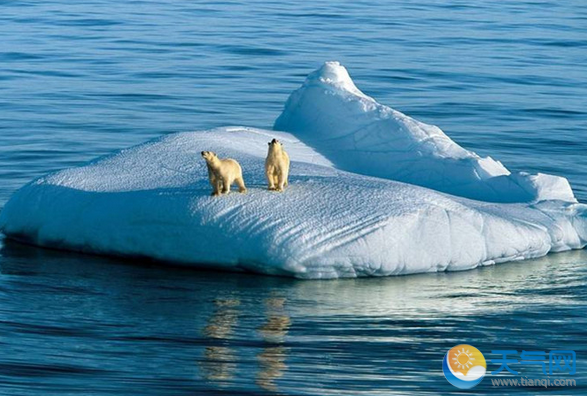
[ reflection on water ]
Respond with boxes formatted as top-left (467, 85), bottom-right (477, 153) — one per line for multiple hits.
top-left (257, 296), bottom-right (290, 392)
top-left (200, 298), bottom-right (241, 384)
top-left (199, 294), bottom-right (291, 392)
top-left (0, 238), bottom-right (586, 395)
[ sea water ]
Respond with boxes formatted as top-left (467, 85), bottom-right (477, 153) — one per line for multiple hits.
top-left (1, 1), bottom-right (586, 394)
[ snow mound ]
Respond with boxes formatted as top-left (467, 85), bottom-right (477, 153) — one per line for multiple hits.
top-left (274, 61), bottom-right (576, 203)
top-left (1, 127), bottom-right (586, 279)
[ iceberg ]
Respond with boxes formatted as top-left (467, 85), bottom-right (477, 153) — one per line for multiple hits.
top-left (275, 62), bottom-right (576, 203)
top-left (1, 126), bottom-right (586, 279)
top-left (1, 62), bottom-right (585, 279)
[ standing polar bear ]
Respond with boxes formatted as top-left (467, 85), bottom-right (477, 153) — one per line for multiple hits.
top-left (201, 151), bottom-right (247, 196)
top-left (265, 138), bottom-right (290, 191)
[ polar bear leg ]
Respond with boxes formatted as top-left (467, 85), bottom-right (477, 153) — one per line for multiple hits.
top-left (277, 171), bottom-right (288, 192)
top-left (221, 177), bottom-right (231, 194)
top-left (209, 174), bottom-right (217, 195)
top-left (213, 178), bottom-right (223, 196)
top-left (236, 176), bottom-right (247, 193)
top-left (267, 169), bottom-right (276, 190)
top-left (272, 174), bottom-right (280, 189)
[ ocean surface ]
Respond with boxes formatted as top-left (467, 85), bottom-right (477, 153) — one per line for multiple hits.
top-left (1, 0), bottom-right (586, 394)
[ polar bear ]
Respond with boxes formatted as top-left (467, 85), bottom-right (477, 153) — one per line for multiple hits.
top-left (265, 138), bottom-right (290, 191)
top-left (201, 151), bottom-right (247, 196)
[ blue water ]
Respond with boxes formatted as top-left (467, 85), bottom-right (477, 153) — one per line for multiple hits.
top-left (1, 0), bottom-right (586, 394)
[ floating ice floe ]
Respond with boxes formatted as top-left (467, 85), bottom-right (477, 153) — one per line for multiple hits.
top-left (1, 63), bottom-right (585, 279)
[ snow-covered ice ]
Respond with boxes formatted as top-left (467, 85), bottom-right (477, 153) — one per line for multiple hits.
top-left (0, 62), bottom-right (585, 279)
top-left (1, 126), bottom-right (586, 279)
top-left (275, 62), bottom-right (576, 203)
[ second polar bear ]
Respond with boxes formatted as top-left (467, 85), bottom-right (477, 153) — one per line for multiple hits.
top-left (265, 138), bottom-right (290, 191)
top-left (201, 151), bottom-right (247, 196)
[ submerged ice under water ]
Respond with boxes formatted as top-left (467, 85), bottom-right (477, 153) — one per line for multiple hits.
top-left (1, 0), bottom-right (586, 394)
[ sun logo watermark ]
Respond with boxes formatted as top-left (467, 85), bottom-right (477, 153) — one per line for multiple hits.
top-left (443, 345), bottom-right (487, 389)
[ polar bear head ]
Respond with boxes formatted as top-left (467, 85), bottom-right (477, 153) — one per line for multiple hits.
top-left (268, 138), bottom-right (284, 153)
top-left (201, 151), bottom-right (217, 161)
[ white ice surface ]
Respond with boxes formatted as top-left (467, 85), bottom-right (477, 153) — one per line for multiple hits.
top-left (274, 62), bottom-right (576, 203)
top-left (1, 127), bottom-right (586, 279)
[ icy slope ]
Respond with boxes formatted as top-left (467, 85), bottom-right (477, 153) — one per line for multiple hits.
top-left (1, 127), bottom-right (585, 279)
top-left (275, 62), bottom-right (575, 203)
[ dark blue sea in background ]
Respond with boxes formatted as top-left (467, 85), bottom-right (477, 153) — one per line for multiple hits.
top-left (1, 1), bottom-right (586, 394)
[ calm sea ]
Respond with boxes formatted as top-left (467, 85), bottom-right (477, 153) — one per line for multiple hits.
top-left (1, 1), bottom-right (586, 394)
